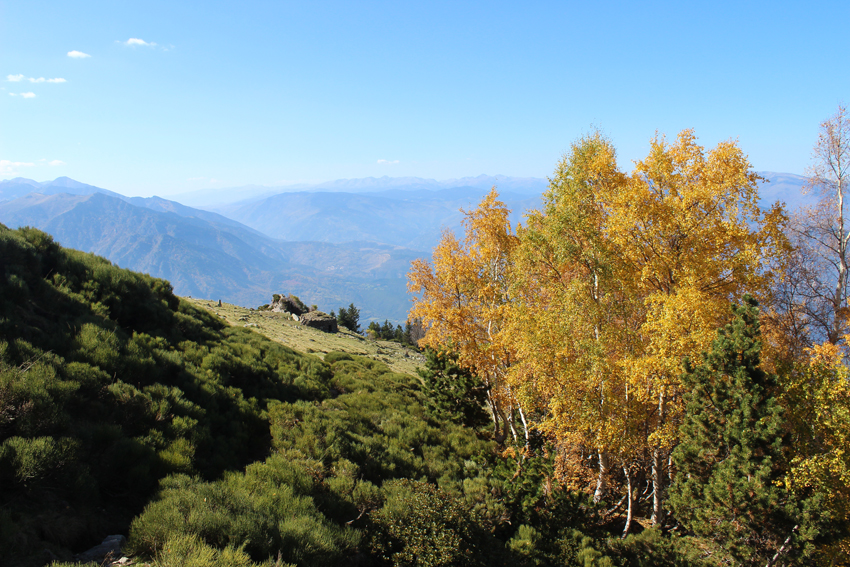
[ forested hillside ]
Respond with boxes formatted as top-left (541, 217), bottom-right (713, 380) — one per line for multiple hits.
top-left (0, 223), bottom-right (649, 567)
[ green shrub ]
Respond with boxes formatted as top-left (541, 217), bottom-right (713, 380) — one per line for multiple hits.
top-left (418, 349), bottom-right (489, 429)
top-left (369, 479), bottom-right (497, 567)
top-left (324, 351), bottom-right (354, 364)
top-left (0, 436), bottom-right (79, 484)
top-left (608, 528), bottom-right (712, 567)
top-left (150, 533), bottom-right (292, 567)
top-left (128, 473), bottom-right (358, 566)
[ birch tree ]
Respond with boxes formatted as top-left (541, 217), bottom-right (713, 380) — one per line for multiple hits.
top-left (509, 129), bottom-right (788, 528)
top-left (786, 105), bottom-right (850, 346)
top-left (408, 189), bottom-right (526, 444)
top-left (610, 130), bottom-right (788, 525)
top-left (506, 132), bottom-right (638, 512)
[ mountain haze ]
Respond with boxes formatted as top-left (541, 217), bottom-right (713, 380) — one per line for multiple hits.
top-left (211, 187), bottom-right (540, 250)
top-left (0, 176), bottom-right (123, 200)
top-left (172, 174), bottom-right (548, 207)
top-left (0, 173), bottom-right (814, 325)
top-left (0, 191), bottom-right (419, 322)
top-left (757, 172), bottom-right (815, 209)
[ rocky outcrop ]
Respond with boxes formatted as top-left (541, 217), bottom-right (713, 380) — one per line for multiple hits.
top-left (74, 534), bottom-right (126, 564)
top-left (270, 293), bottom-right (307, 316)
top-left (299, 311), bottom-right (338, 333)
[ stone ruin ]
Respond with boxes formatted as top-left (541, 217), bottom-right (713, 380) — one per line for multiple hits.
top-left (299, 311), bottom-right (338, 333)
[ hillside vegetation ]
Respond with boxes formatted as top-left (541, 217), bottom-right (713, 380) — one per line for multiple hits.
top-left (0, 223), bottom-right (648, 567)
top-left (0, 223), bottom-right (334, 564)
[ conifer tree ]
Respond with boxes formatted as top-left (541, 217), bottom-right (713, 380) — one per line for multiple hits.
top-left (418, 348), bottom-right (490, 429)
top-left (403, 320), bottom-right (413, 345)
top-left (336, 303), bottom-right (361, 333)
top-left (669, 296), bottom-right (808, 565)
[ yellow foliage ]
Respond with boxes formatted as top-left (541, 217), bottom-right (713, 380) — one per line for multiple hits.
top-left (782, 340), bottom-right (850, 555)
top-left (408, 189), bottom-right (522, 438)
top-left (408, 129), bottom-right (791, 503)
top-left (507, 129), bottom-right (788, 484)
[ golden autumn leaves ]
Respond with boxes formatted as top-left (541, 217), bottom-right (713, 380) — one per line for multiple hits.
top-left (408, 129), bottom-right (790, 522)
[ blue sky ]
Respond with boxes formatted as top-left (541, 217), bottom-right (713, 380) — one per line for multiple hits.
top-left (1, 1), bottom-right (848, 197)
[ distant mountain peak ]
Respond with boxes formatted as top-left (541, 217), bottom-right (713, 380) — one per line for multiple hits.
top-left (0, 177), bottom-right (120, 201)
top-left (47, 176), bottom-right (89, 188)
top-left (0, 177), bottom-right (40, 186)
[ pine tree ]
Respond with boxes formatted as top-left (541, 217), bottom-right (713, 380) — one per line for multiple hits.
top-left (336, 303), bottom-right (361, 333)
top-left (346, 303), bottom-right (360, 333)
top-left (403, 320), bottom-right (413, 345)
top-left (418, 348), bottom-right (490, 429)
top-left (668, 296), bottom-right (807, 565)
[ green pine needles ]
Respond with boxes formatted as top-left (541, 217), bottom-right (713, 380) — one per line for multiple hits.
top-left (418, 348), bottom-right (489, 429)
top-left (669, 296), bottom-right (816, 565)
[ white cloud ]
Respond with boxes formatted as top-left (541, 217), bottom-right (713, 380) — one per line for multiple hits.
top-left (67, 50), bottom-right (91, 58)
top-left (0, 160), bottom-right (36, 174)
top-left (8, 75), bottom-right (66, 83)
top-left (124, 38), bottom-right (156, 47)
top-left (20, 92), bottom-right (36, 98)
top-left (377, 159), bottom-right (400, 164)
top-left (49, 160), bottom-right (66, 167)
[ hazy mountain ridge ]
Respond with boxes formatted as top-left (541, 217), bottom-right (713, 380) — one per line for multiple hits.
top-left (172, 174), bottom-right (549, 207)
top-left (757, 171), bottom-right (815, 209)
top-left (211, 186), bottom-right (542, 250)
top-left (0, 176), bottom-right (123, 200)
top-left (0, 191), bottom-right (420, 321)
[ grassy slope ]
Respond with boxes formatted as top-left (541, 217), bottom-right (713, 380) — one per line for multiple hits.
top-left (183, 298), bottom-right (425, 377)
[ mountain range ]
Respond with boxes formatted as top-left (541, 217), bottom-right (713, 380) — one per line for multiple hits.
top-left (0, 172), bottom-right (814, 324)
top-left (210, 187), bottom-right (541, 250)
top-left (171, 174), bottom-right (549, 207)
top-left (0, 187), bottom-right (418, 322)
top-left (0, 176), bottom-right (122, 200)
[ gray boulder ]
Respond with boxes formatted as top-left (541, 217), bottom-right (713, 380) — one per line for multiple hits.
top-left (75, 534), bottom-right (126, 564)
